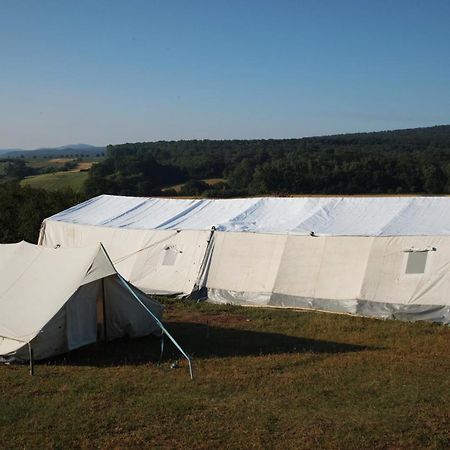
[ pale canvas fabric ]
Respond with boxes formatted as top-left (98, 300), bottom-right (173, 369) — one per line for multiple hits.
top-left (38, 195), bottom-right (450, 323)
top-left (42, 195), bottom-right (450, 235)
top-left (0, 242), bottom-right (163, 360)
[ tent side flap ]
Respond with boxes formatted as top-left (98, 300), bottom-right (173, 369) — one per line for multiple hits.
top-left (41, 220), bottom-right (212, 295)
top-left (103, 277), bottom-right (163, 340)
top-left (205, 233), bottom-right (450, 324)
top-left (360, 236), bottom-right (450, 305)
top-left (0, 243), bottom-right (103, 345)
top-left (205, 232), bottom-right (287, 306)
top-left (10, 305), bottom-right (69, 361)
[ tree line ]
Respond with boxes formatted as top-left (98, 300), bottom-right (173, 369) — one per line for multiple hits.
top-left (2, 125), bottom-right (450, 243)
top-left (0, 182), bottom-right (83, 243)
top-left (85, 125), bottom-right (450, 197)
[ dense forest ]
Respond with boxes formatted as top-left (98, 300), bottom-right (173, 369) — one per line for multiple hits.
top-left (0, 183), bottom-right (83, 243)
top-left (85, 125), bottom-right (450, 197)
top-left (2, 125), bottom-right (450, 243)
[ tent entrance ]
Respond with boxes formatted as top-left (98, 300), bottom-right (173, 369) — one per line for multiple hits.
top-left (96, 279), bottom-right (107, 340)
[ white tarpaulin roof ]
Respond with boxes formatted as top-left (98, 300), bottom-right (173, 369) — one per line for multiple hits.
top-left (46, 195), bottom-right (450, 236)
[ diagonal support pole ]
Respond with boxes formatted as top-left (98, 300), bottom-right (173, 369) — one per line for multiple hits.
top-left (116, 272), bottom-right (194, 379)
top-left (99, 243), bottom-right (194, 379)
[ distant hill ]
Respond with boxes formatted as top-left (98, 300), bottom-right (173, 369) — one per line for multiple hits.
top-left (0, 149), bottom-right (22, 156)
top-left (0, 144), bottom-right (105, 158)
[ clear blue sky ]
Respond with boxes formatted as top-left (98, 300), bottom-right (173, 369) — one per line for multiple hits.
top-left (1, 0), bottom-right (449, 148)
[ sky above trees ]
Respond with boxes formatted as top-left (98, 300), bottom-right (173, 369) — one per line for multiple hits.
top-left (1, 0), bottom-right (449, 148)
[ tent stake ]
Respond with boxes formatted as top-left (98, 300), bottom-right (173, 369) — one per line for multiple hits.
top-left (28, 342), bottom-right (34, 376)
top-left (158, 334), bottom-right (165, 365)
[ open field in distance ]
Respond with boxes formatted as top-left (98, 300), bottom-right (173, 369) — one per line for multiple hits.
top-left (162, 178), bottom-right (226, 193)
top-left (19, 158), bottom-right (97, 192)
top-left (21, 170), bottom-right (89, 192)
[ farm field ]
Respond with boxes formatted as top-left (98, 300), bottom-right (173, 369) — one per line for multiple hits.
top-left (162, 178), bottom-right (226, 192)
top-left (21, 170), bottom-right (89, 192)
top-left (1, 300), bottom-right (449, 449)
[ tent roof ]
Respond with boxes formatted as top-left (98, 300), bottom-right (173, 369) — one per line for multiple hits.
top-left (0, 242), bottom-right (116, 345)
top-left (46, 195), bottom-right (450, 236)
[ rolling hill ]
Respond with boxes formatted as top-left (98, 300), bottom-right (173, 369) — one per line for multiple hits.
top-left (0, 144), bottom-right (105, 158)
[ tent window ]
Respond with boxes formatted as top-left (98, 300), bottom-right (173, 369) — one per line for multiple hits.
top-left (162, 248), bottom-right (178, 266)
top-left (405, 251), bottom-right (428, 274)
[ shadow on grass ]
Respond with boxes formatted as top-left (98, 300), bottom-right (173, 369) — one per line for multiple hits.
top-left (44, 321), bottom-right (375, 367)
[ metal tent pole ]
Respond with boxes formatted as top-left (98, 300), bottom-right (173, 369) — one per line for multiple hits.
top-left (99, 243), bottom-right (194, 379)
top-left (117, 273), bottom-right (194, 379)
top-left (28, 342), bottom-right (34, 376)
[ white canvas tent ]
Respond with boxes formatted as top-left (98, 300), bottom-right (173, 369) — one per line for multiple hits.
top-left (0, 241), bottom-right (191, 370)
top-left (39, 195), bottom-right (450, 325)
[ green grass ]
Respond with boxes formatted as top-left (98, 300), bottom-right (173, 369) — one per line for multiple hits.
top-left (1, 301), bottom-right (449, 449)
top-left (21, 170), bottom-right (89, 192)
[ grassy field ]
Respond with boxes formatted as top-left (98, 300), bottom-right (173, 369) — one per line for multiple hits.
top-left (162, 178), bottom-right (226, 192)
top-left (1, 300), bottom-right (449, 449)
top-left (21, 170), bottom-right (89, 192)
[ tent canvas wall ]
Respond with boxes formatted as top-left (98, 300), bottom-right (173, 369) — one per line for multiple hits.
top-left (0, 241), bottom-right (164, 361)
top-left (206, 233), bottom-right (450, 324)
top-left (40, 221), bottom-right (211, 296)
top-left (39, 195), bottom-right (450, 325)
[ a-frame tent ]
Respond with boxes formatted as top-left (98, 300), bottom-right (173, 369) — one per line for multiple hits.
top-left (0, 242), bottom-right (189, 368)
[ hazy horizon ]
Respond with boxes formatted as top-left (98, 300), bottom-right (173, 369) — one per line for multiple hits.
top-left (2, 123), bottom-right (450, 152)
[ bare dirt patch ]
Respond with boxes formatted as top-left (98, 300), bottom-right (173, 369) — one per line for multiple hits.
top-left (165, 306), bottom-right (250, 327)
top-left (76, 162), bottom-right (94, 171)
top-left (49, 158), bottom-right (74, 163)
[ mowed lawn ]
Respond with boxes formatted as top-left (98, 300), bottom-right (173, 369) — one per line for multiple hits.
top-left (1, 301), bottom-right (449, 449)
top-left (21, 170), bottom-right (88, 192)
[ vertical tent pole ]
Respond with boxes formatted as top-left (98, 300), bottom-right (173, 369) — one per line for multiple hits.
top-left (102, 278), bottom-right (107, 341)
top-left (28, 342), bottom-right (34, 376)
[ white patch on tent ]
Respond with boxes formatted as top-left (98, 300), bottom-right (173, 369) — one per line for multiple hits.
top-left (162, 246), bottom-right (179, 266)
top-left (405, 251), bottom-right (428, 274)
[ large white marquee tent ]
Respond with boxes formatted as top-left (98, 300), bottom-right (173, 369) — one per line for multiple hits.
top-left (39, 195), bottom-right (450, 325)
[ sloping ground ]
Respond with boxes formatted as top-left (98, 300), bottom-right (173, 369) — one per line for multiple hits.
top-left (21, 170), bottom-right (88, 192)
top-left (0, 301), bottom-right (448, 449)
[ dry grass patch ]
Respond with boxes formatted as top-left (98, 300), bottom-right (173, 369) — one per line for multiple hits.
top-left (0, 301), bottom-right (449, 449)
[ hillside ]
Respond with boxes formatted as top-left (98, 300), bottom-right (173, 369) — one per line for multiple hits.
top-left (21, 170), bottom-right (89, 192)
top-left (85, 125), bottom-right (450, 197)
